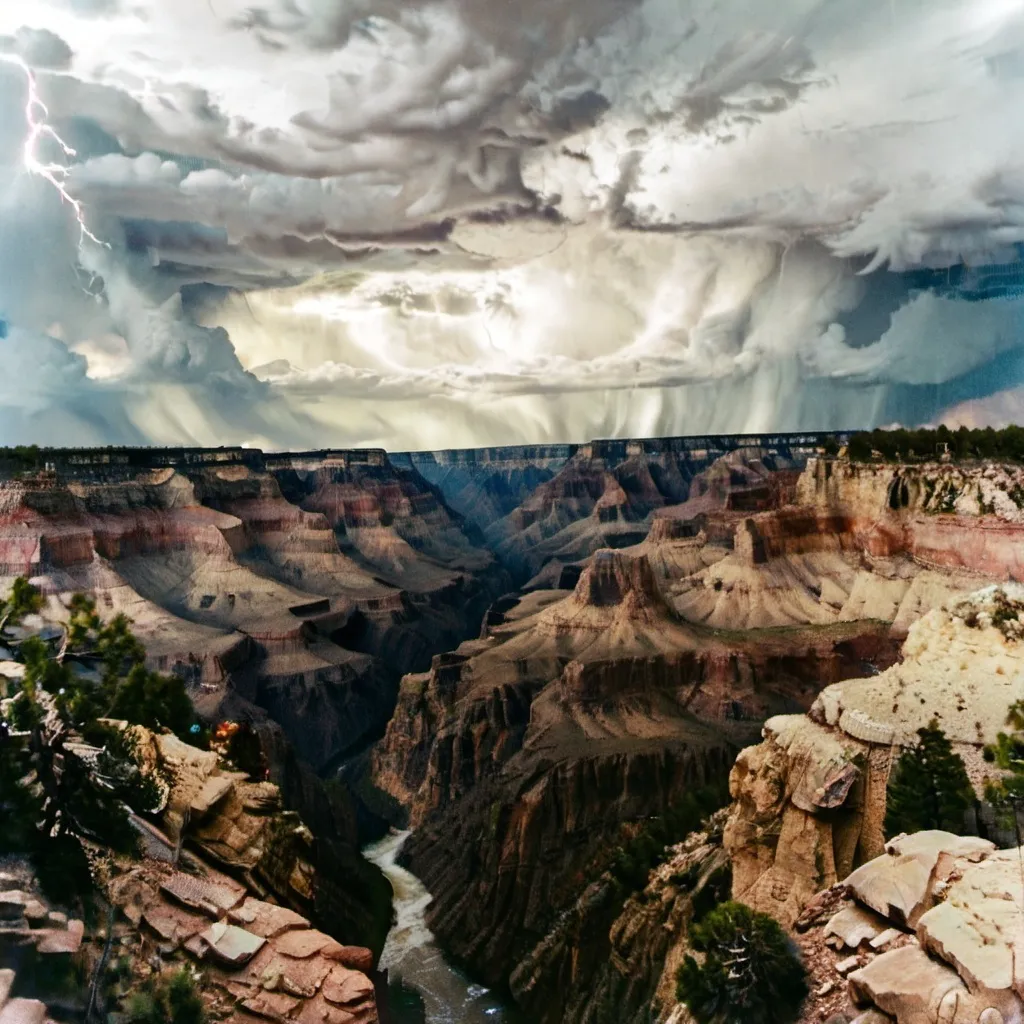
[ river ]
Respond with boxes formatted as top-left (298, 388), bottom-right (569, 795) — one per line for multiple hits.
top-left (363, 830), bottom-right (521, 1024)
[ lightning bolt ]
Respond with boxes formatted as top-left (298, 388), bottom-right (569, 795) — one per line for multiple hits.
top-left (0, 53), bottom-right (107, 249)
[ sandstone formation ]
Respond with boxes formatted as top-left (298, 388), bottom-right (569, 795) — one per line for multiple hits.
top-left (9, 440), bottom-right (1024, 1023)
top-left (0, 720), bottom-right (379, 1024)
top-left (725, 584), bottom-right (1024, 930)
top-left (483, 443), bottom-right (806, 584)
top-left (787, 830), bottom-right (1024, 1024)
top-left (372, 538), bottom-right (901, 1021)
top-left (0, 451), bottom-right (508, 773)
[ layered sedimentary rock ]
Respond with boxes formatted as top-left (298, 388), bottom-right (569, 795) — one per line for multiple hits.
top-left (373, 543), bottom-right (899, 1020)
top-left (397, 445), bottom-right (572, 533)
top-left (725, 584), bottom-right (1024, 930)
top-left (0, 454), bottom-right (507, 770)
top-left (0, 717), bottom-right (379, 1024)
top-left (485, 444), bottom-right (804, 584)
top-left (632, 456), bottom-right (1024, 634)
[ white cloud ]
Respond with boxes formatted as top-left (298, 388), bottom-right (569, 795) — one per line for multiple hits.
top-left (2, 0), bottom-right (1024, 448)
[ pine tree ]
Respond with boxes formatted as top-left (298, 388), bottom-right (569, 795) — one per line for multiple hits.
top-left (884, 719), bottom-right (976, 838)
top-left (0, 579), bottom-right (180, 896)
top-left (676, 901), bottom-right (808, 1024)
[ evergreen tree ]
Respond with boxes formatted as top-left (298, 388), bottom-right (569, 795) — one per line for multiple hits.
top-left (0, 578), bottom-right (178, 895)
top-left (676, 901), bottom-right (808, 1024)
top-left (884, 720), bottom-right (976, 838)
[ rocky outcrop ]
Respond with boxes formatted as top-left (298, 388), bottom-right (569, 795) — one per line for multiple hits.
top-left (0, 452), bottom-right (510, 771)
top-left (511, 811), bottom-right (732, 1024)
top-left (403, 741), bottom-right (734, 1005)
top-left (784, 830), bottom-right (1024, 1024)
top-left (371, 540), bottom-right (903, 1021)
top-left (626, 455), bottom-right (1024, 634)
top-left (398, 446), bottom-right (571, 533)
top-left (0, 719), bottom-right (380, 1024)
top-left (799, 457), bottom-right (1024, 578)
top-left (724, 584), bottom-right (1024, 929)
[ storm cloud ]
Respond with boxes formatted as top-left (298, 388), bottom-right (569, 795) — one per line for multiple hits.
top-left (1, 0), bottom-right (1024, 448)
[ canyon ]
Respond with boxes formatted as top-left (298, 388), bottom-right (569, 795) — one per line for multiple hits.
top-left (5, 434), bottom-right (1024, 1023)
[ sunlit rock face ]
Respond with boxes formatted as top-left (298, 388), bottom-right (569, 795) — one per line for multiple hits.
top-left (3, 0), bottom-right (1024, 446)
top-left (725, 583), bottom-right (1024, 931)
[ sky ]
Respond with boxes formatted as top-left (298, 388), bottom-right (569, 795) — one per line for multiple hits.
top-left (2, 0), bottom-right (1024, 450)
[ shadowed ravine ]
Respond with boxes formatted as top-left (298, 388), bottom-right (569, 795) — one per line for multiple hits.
top-left (364, 831), bottom-right (522, 1024)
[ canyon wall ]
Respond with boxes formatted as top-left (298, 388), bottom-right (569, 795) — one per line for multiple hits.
top-left (10, 441), bottom-right (1024, 1022)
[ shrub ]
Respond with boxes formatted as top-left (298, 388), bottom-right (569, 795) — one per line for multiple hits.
top-left (884, 720), bottom-right (976, 838)
top-left (126, 968), bottom-right (206, 1024)
top-left (676, 901), bottom-right (808, 1024)
top-left (984, 701), bottom-right (1024, 836)
top-left (609, 784), bottom-right (728, 893)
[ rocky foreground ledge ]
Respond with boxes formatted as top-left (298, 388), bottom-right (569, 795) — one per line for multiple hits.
top-left (0, 717), bottom-right (378, 1024)
top-left (794, 829), bottom-right (1024, 1024)
top-left (726, 584), bottom-right (1024, 927)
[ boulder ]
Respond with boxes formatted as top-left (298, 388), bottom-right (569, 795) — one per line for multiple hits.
top-left (194, 922), bottom-right (266, 967)
top-left (845, 832), bottom-right (993, 928)
top-left (824, 905), bottom-right (890, 949)
top-left (321, 966), bottom-right (374, 1007)
top-left (847, 944), bottom-right (967, 1021)
top-left (228, 898), bottom-right (310, 938)
top-left (914, 848), bottom-right (1024, 999)
top-left (0, 999), bottom-right (46, 1024)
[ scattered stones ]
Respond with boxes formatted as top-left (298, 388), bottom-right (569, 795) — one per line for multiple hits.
top-left (835, 955), bottom-right (862, 975)
top-left (868, 928), bottom-right (903, 951)
top-left (823, 905), bottom-right (888, 949)
top-left (195, 922), bottom-right (266, 967)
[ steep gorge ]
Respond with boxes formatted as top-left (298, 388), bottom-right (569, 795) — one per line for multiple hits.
top-left (11, 440), bottom-right (1024, 1023)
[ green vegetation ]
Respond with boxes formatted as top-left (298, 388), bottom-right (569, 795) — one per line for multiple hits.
top-left (884, 720), bottom-right (976, 839)
top-left (0, 445), bottom-right (43, 472)
top-left (609, 784), bottom-right (728, 894)
top-left (0, 578), bottom-right (197, 900)
top-left (984, 701), bottom-right (1024, 836)
top-left (676, 901), bottom-right (809, 1024)
top-left (846, 424), bottom-right (1024, 463)
top-left (125, 968), bottom-right (206, 1024)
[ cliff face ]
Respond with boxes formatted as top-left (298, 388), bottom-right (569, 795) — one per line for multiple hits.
top-left (13, 442), bottom-right (1024, 1024)
top-left (399, 446), bottom-right (571, 533)
top-left (510, 810), bottom-right (731, 1024)
top-left (372, 541), bottom-right (899, 1020)
top-left (798, 457), bottom-right (1024, 578)
top-left (0, 455), bottom-right (507, 771)
top-left (725, 584), bottom-right (1024, 930)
